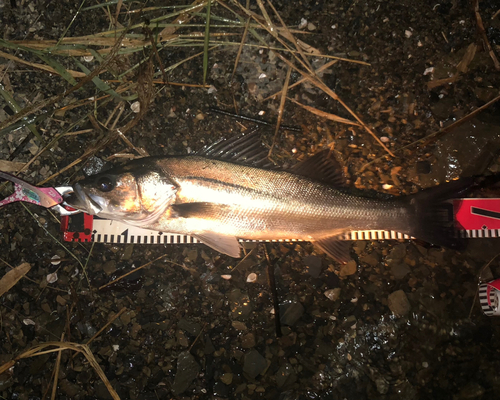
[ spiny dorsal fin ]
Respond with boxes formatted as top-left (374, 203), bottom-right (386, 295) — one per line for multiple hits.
top-left (290, 150), bottom-right (347, 187)
top-left (196, 128), bottom-right (274, 168)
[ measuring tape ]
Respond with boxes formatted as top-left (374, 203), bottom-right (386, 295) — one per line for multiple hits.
top-left (60, 198), bottom-right (500, 244)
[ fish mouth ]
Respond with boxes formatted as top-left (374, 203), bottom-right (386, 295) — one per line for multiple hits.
top-left (65, 183), bottom-right (103, 215)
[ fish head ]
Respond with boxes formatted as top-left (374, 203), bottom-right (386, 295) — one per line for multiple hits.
top-left (65, 160), bottom-right (177, 225)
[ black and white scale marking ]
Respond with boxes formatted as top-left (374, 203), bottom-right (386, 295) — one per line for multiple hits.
top-left (479, 284), bottom-right (497, 316)
top-left (87, 219), bottom-right (412, 244)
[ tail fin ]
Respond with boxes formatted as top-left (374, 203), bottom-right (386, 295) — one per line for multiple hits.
top-left (405, 174), bottom-right (500, 249)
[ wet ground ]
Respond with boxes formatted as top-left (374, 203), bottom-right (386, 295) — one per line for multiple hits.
top-left (1, 0), bottom-right (500, 399)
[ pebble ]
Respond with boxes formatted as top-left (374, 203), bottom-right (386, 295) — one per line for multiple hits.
top-left (391, 262), bottom-right (411, 280)
top-left (454, 382), bottom-right (485, 400)
top-left (102, 260), bottom-right (116, 276)
top-left (243, 349), bottom-right (267, 380)
top-left (220, 372), bottom-right (233, 385)
top-left (280, 300), bottom-right (304, 326)
top-left (324, 288), bottom-right (341, 301)
top-left (360, 253), bottom-right (379, 267)
top-left (232, 321), bottom-right (247, 331)
top-left (339, 260), bottom-right (357, 277)
top-left (388, 290), bottom-right (411, 317)
top-left (178, 319), bottom-right (201, 336)
top-left (388, 244), bottom-right (407, 260)
top-left (276, 363), bottom-right (297, 388)
top-left (172, 351), bottom-right (200, 394)
top-left (46, 272), bottom-right (58, 284)
top-left (303, 255), bottom-right (322, 278)
top-left (241, 332), bottom-right (256, 348)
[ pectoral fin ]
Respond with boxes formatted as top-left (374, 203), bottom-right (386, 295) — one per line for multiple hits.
top-left (194, 232), bottom-right (242, 258)
top-left (314, 237), bottom-right (352, 264)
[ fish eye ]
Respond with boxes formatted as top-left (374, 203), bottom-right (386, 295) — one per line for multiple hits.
top-left (96, 176), bottom-right (114, 192)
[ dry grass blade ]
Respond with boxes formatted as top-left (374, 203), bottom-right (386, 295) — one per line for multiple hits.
top-left (457, 43), bottom-right (477, 73)
top-left (50, 333), bottom-right (64, 400)
top-left (231, 0), bottom-right (251, 80)
top-left (427, 43), bottom-right (477, 89)
top-left (0, 50), bottom-right (86, 78)
top-left (0, 160), bottom-right (26, 172)
top-left (255, 0), bottom-right (278, 38)
top-left (263, 59), bottom-right (338, 101)
top-left (0, 342), bottom-right (121, 400)
top-left (159, 0), bottom-right (207, 38)
top-left (203, 0), bottom-right (213, 84)
top-left (266, 0), bottom-right (314, 73)
top-left (86, 308), bottom-right (127, 346)
top-left (0, 28), bottom-right (128, 132)
top-left (269, 66), bottom-right (291, 157)
top-left (0, 83), bottom-right (44, 142)
top-left (272, 51), bottom-right (395, 156)
top-left (0, 262), bottom-right (31, 297)
top-left (287, 97), bottom-right (360, 126)
top-left (474, 0), bottom-right (500, 70)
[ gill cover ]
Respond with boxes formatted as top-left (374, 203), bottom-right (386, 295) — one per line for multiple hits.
top-left (69, 160), bottom-right (177, 225)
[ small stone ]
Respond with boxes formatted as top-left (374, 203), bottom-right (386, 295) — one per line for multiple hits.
top-left (120, 244), bottom-right (134, 261)
top-left (243, 349), bottom-right (267, 380)
top-left (307, 22), bottom-right (316, 31)
top-left (130, 101), bottom-right (140, 113)
top-left (46, 272), bottom-right (58, 284)
top-left (120, 311), bottom-right (131, 325)
top-left (246, 273), bottom-right (257, 283)
top-left (102, 260), bottom-right (116, 276)
top-left (280, 300), bottom-right (304, 326)
top-left (186, 249), bottom-right (198, 262)
top-left (388, 244), bottom-right (407, 260)
top-left (360, 253), bottom-right (379, 267)
top-left (56, 295), bottom-right (67, 306)
top-left (178, 319), bottom-right (201, 336)
top-left (60, 379), bottom-right (80, 397)
top-left (276, 363), bottom-right (297, 388)
top-left (176, 330), bottom-right (189, 347)
top-left (391, 263), bottom-right (411, 280)
top-left (50, 255), bottom-right (61, 265)
top-left (324, 288), bottom-right (341, 301)
top-left (232, 321), bottom-right (247, 331)
top-left (241, 332), bottom-right (256, 348)
top-left (303, 255), bottom-right (322, 278)
top-left (221, 372), bottom-right (233, 385)
top-left (376, 376), bottom-right (389, 394)
top-left (172, 351), bottom-right (200, 394)
top-left (339, 260), bottom-right (357, 277)
top-left (455, 382), bottom-right (485, 400)
top-left (388, 290), bottom-right (411, 317)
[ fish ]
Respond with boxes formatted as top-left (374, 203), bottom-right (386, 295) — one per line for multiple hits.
top-left (64, 130), bottom-right (495, 263)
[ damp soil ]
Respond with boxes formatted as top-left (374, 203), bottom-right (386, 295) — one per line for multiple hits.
top-left (1, 0), bottom-right (500, 399)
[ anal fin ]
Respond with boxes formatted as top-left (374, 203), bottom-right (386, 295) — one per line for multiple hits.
top-left (193, 232), bottom-right (242, 258)
top-left (314, 236), bottom-right (352, 264)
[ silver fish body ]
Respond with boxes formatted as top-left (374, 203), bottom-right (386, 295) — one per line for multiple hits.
top-left (66, 132), bottom-right (483, 262)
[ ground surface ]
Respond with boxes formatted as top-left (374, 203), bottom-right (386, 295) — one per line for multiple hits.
top-left (1, 0), bottom-right (500, 399)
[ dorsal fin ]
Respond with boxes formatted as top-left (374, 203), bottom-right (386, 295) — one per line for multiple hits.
top-left (290, 150), bottom-right (347, 187)
top-left (196, 128), bottom-right (274, 168)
